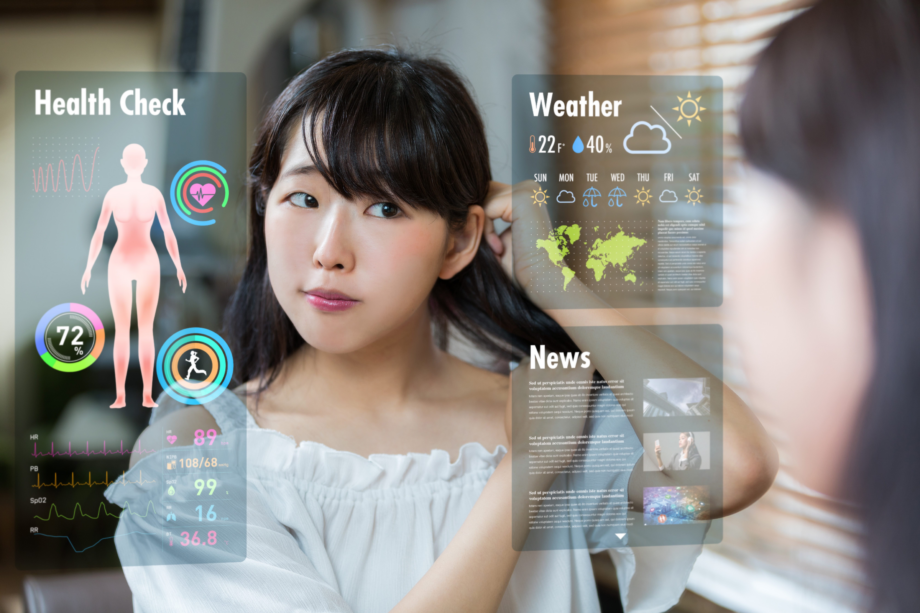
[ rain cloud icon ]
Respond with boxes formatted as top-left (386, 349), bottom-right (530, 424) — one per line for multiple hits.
top-left (556, 190), bottom-right (575, 204)
top-left (623, 121), bottom-right (672, 155)
top-left (659, 189), bottom-right (678, 203)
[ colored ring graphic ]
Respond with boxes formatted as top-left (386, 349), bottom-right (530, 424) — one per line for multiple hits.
top-left (35, 303), bottom-right (105, 372)
top-left (171, 343), bottom-right (219, 390)
top-left (163, 334), bottom-right (226, 398)
top-left (169, 160), bottom-right (229, 226)
top-left (156, 328), bottom-right (233, 405)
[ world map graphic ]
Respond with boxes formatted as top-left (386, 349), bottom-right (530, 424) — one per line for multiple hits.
top-left (536, 224), bottom-right (647, 290)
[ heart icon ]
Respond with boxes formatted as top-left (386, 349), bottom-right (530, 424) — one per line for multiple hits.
top-left (166, 435), bottom-right (177, 445)
top-left (190, 182), bottom-right (216, 205)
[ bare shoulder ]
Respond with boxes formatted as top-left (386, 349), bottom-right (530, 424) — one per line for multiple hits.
top-left (129, 402), bottom-right (221, 469)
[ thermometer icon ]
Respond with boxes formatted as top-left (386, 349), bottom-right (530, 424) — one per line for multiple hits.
top-left (529, 135), bottom-right (536, 153)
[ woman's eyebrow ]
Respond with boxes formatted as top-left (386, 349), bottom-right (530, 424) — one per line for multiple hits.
top-left (279, 164), bottom-right (318, 179)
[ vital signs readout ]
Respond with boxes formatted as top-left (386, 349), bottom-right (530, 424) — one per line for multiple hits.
top-left (14, 71), bottom-right (248, 570)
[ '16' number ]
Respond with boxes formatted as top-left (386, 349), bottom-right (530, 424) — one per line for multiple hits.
top-left (196, 504), bottom-right (217, 521)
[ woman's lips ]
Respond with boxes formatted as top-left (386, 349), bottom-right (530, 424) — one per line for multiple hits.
top-left (303, 289), bottom-right (360, 312)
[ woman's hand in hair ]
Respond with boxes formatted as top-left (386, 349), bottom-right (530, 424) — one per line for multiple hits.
top-left (483, 181), bottom-right (515, 280)
top-left (483, 180), bottom-right (558, 308)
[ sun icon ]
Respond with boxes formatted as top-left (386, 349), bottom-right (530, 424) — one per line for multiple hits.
top-left (635, 187), bottom-right (652, 206)
top-left (686, 187), bottom-right (703, 205)
top-left (531, 185), bottom-right (549, 207)
top-left (673, 91), bottom-right (706, 126)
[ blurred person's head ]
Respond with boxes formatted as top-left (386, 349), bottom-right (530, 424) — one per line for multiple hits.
top-left (225, 48), bottom-right (578, 390)
top-left (735, 0), bottom-right (920, 609)
top-left (678, 432), bottom-right (691, 450)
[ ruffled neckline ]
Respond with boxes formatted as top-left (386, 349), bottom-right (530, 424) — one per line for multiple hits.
top-left (219, 390), bottom-right (508, 493)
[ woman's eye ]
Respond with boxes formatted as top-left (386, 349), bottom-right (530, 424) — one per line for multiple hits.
top-left (367, 202), bottom-right (402, 219)
top-left (289, 192), bottom-right (318, 208)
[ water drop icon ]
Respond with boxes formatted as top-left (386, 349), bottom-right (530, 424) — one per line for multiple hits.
top-left (167, 486), bottom-right (176, 496)
top-left (572, 136), bottom-right (584, 153)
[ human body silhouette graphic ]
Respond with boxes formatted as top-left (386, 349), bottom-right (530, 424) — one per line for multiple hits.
top-left (185, 350), bottom-right (207, 380)
top-left (82, 144), bottom-right (187, 408)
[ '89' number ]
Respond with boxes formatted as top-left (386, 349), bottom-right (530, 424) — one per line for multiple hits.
top-left (180, 530), bottom-right (218, 546)
top-left (194, 429), bottom-right (217, 446)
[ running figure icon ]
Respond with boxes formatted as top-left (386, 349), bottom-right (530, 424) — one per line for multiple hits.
top-left (185, 350), bottom-right (207, 380)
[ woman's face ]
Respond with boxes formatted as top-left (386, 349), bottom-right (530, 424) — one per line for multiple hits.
top-left (263, 128), bottom-right (459, 354)
top-left (678, 433), bottom-right (689, 449)
top-left (730, 169), bottom-right (874, 496)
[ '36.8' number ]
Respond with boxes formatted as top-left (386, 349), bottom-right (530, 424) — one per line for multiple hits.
top-left (180, 530), bottom-right (217, 546)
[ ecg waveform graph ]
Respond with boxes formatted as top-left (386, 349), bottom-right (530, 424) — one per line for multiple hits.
top-left (32, 440), bottom-right (155, 458)
top-left (32, 147), bottom-right (100, 193)
top-left (34, 500), bottom-right (156, 521)
top-left (33, 531), bottom-right (156, 554)
top-left (31, 470), bottom-right (155, 489)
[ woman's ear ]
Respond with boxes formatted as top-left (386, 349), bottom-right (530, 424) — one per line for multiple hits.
top-left (439, 205), bottom-right (485, 280)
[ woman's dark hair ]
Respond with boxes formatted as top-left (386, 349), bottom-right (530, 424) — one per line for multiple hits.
top-left (224, 47), bottom-right (579, 392)
top-left (741, 1), bottom-right (920, 610)
top-left (683, 432), bottom-right (701, 465)
top-left (684, 432), bottom-right (702, 457)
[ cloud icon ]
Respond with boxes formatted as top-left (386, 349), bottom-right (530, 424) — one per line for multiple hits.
top-left (623, 121), bottom-right (672, 155)
top-left (556, 190), bottom-right (575, 204)
top-left (659, 189), bottom-right (678, 203)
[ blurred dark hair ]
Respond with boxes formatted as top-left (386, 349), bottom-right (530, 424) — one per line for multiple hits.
top-left (741, 1), bottom-right (920, 610)
top-left (682, 432), bottom-right (701, 462)
top-left (224, 47), bottom-right (578, 393)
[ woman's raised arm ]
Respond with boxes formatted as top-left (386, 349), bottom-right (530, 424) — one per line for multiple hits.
top-left (483, 180), bottom-right (778, 519)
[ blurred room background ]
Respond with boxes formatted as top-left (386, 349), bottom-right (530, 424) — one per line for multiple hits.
top-left (0, 0), bottom-right (866, 612)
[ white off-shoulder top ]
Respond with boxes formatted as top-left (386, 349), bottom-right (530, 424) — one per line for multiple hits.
top-left (105, 387), bottom-right (702, 613)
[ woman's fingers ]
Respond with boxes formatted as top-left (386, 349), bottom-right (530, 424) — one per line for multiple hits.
top-left (482, 182), bottom-right (509, 256)
top-left (498, 227), bottom-right (513, 279)
top-left (483, 215), bottom-right (504, 255)
top-left (482, 178), bottom-right (553, 295)
top-left (483, 181), bottom-right (513, 224)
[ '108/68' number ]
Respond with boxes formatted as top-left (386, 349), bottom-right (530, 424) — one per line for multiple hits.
top-left (180, 457), bottom-right (218, 469)
top-left (179, 530), bottom-right (217, 546)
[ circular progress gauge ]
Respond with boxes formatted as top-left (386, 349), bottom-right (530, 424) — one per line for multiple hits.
top-left (156, 328), bottom-right (234, 405)
top-left (35, 303), bottom-right (105, 372)
top-left (169, 160), bottom-right (229, 226)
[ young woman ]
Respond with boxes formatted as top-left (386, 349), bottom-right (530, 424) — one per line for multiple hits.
top-left (733, 1), bottom-right (920, 610)
top-left (655, 433), bottom-right (701, 472)
top-left (108, 48), bottom-right (776, 612)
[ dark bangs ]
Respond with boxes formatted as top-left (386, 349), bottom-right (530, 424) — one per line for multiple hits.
top-left (263, 49), bottom-right (490, 227)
